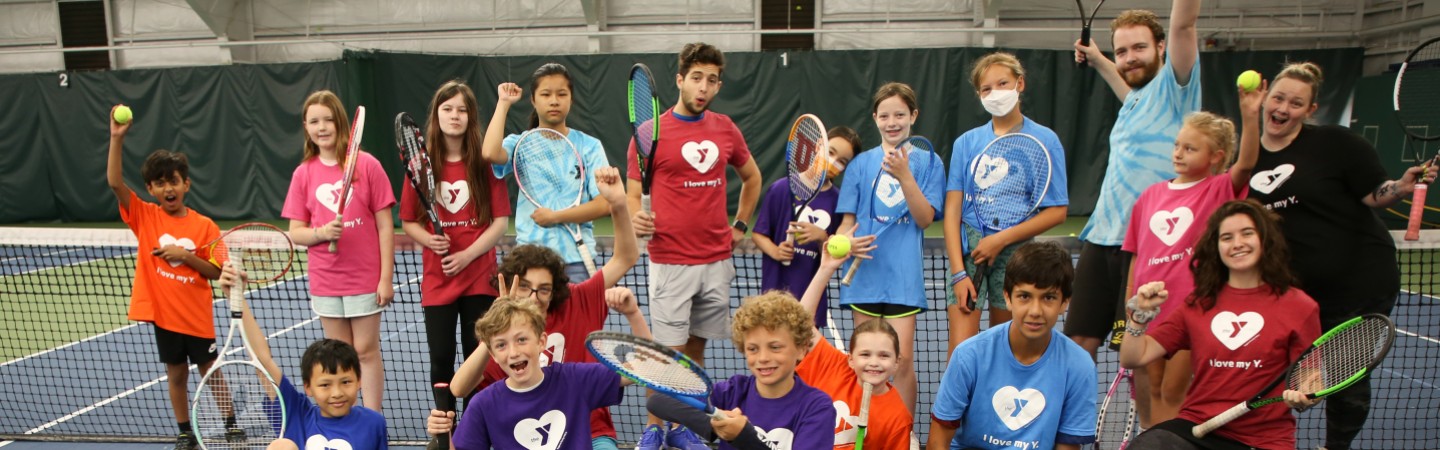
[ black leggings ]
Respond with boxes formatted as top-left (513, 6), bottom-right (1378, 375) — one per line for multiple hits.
top-left (424, 294), bottom-right (496, 410)
top-left (1318, 293), bottom-right (1396, 450)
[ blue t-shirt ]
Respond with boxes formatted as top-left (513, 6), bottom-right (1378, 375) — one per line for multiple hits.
top-left (1080, 49), bottom-right (1203, 246)
top-left (454, 362), bottom-right (623, 450)
top-left (836, 145), bottom-right (947, 309)
top-left (494, 128), bottom-right (609, 264)
top-left (756, 177), bottom-right (841, 324)
top-left (277, 377), bottom-right (388, 450)
top-left (947, 116), bottom-right (1070, 232)
top-left (931, 323), bottom-right (1096, 449)
top-left (710, 374), bottom-right (835, 450)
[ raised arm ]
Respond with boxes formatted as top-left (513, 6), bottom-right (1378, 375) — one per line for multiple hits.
top-left (107, 105), bottom-right (134, 209)
top-left (1168, 0), bottom-right (1202, 86)
top-left (1230, 82), bottom-right (1266, 193)
top-left (449, 342), bottom-right (491, 398)
top-left (1118, 282), bottom-right (1171, 369)
top-left (595, 167), bottom-right (638, 287)
top-left (800, 231), bottom-right (874, 347)
top-left (1074, 42), bottom-right (1132, 101)
top-left (480, 83), bottom-right (523, 165)
top-left (220, 265), bottom-right (283, 382)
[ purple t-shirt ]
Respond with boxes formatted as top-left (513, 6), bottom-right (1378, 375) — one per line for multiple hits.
top-left (710, 374), bottom-right (835, 450)
top-left (453, 362), bottom-right (623, 450)
top-left (755, 178), bottom-right (841, 325)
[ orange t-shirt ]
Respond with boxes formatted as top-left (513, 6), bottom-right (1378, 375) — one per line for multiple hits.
top-left (796, 337), bottom-right (913, 449)
top-left (121, 190), bottom-right (220, 339)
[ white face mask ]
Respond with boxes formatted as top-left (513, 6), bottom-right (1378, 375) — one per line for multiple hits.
top-left (981, 89), bottom-right (1020, 117)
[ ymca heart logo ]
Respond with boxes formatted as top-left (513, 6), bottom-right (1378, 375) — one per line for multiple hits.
top-left (973, 155), bottom-right (1010, 190)
top-left (1250, 164), bottom-right (1295, 194)
top-left (1211, 311), bottom-right (1265, 350)
top-left (541, 332), bottom-right (565, 366)
top-left (303, 435), bottom-right (353, 450)
top-left (439, 181), bottom-right (470, 214)
top-left (876, 175), bottom-right (905, 208)
top-left (754, 426), bottom-right (794, 449)
top-left (992, 386), bottom-right (1046, 431)
top-left (156, 234), bottom-right (195, 268)
top-left (832, 400), bottom-right (857, 444)
top-left (1148, 207), bottom-right (1194, 246)
top-left (798, 207), bottom-right (832, 230)
top-left (682, 140), bottom-right (721, 174)
top-left (515, 410), bottom-right (567, 450)
top-left (316, 181), bottom-right (346, 214)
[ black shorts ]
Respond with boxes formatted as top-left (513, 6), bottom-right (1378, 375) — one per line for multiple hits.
top-left (849, 303), bottom-right (923, 318)
top-left (154, 325), bottom-right (218, 366)
top-left (1062, 242), bottom-right (1129, 345)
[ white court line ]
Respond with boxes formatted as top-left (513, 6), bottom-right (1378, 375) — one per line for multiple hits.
top-left (1381, 367), bottom-right (1439, 391)
top-left (1397, 327), bottom-right (1440, 346)
top-left (2, 249), bottom-right (135, 277)
top-left (0, 440), bottom-right (12, 447)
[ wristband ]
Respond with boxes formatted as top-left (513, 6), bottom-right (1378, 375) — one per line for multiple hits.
top-left (1126, 295), bottom-right (1159, 324)
top-left (949, 271), bottom-right (969, 285)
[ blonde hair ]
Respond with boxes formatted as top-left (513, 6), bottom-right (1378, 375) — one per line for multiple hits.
top-left (1273, 62), bottom-right (1324, 105)
top-left (1111, 10), bottom-right (1166, 43)
top-left (300, 90), bottom-right (352, 164)
top-left (731, 291), bottom-right (815, 352)
top-left (474, 297), bottom-right (547, 345)
top-left (969, 52), bottom-right (1025, 91)
top-left (1182, 111), bottom-right (1237, 174)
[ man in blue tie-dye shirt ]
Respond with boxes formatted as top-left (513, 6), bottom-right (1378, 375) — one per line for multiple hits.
top-left (1065, 0), bottom-right (1203, 359)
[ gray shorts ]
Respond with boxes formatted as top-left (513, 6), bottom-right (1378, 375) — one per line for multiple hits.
top-left (649, 259), bottom-right (735, 346)
top-left (311, 292), bottom-right (385, 318)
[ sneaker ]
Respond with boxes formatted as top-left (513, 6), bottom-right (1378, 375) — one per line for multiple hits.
top-left (664, 424), bottom-right (710, 450)
top-left (224, 426), bottom-right (247, 443)
top-left (174, 431), bottom-right (199, 450)
top-left (635, 424), bottom-right (665, 450)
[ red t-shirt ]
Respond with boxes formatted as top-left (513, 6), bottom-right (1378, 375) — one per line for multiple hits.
top-left (795, 337), bottom-right (912, 449)
top-left (1147, 284), bottom-right (1321, 449)
top-left (625, 109), bottom-right (751, 265)
top-left (478, 275), bottom-right (614, 439)
top-left (120, 190), bottom-right (221, 338)
top-left (400, 159), bottom-right (511, 305)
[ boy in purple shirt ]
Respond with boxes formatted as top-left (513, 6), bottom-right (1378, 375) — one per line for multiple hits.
top-left (427, 295), bottom-right (648, 450)
top-left (647, 293), bottom-right (835, 449)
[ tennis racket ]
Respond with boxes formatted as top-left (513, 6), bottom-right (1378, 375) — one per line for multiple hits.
top-left (1091, 368), bottom-right (1135, 450)
top-left (329, 105), bottom-right (366, 252)
top-left (962, 133), bottom-right (1053, 309)
top-left (1192, 314), bottom-right (1397, 437)
top-left (782, 113), bottom-right (831, 267)
top-left (1395, 37), bottom-right (1440, 241)
top-left (432, 382), bottom-right (453, 450)
top-left (191, 223), bottom-right (294, 449)
top-left (1074, 0), bottom-right (1106, 63)
top-left (513, 127), bottom-right (596, 275)
top-left (843, 136), bottom-right (940, 285)
top-left (585, 331), bottom-right (726, 420)
top-left (629, 63), bottom-right (662, 242)
top-left (395, 112), bottom-right (447, 251)
top-left (854, 381), bottom-right (874, 450)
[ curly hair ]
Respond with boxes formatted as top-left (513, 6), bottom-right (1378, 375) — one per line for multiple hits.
top-left (1111, 10), bottom-right (1166, 44)
top-left (679, 42), bottom-right (725, 76)
top-left (1182, 111), bottom-right (1238, 174)
top-left (496, 244), bottom-right (572, 312)
top-left (731, 291), bottom-right (815, 352)
top-left (1187, 199), bottom-right (1296, 311)
top-left (474, 296), bottom-right (547, 345)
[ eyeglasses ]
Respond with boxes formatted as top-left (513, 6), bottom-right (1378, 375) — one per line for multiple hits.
top-left (514, 284), bottom-right (553, 297)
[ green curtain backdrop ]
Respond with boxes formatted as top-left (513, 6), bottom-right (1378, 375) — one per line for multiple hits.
top-left (0, 47), bottom-right (1362, 223)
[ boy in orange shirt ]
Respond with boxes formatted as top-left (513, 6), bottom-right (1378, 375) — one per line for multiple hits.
top-left (106, 105), bottom-right (226, 450)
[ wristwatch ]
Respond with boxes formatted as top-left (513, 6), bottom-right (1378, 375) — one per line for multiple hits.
top-left (732, 219), bottom-right (749, 233)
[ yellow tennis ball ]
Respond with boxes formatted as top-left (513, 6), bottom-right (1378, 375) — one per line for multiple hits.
top-left (113, 105), bottom-right (133, 124)
top-left (826, 235), bottom-right (851, 258)
top-left (1236, 70), bottom-right (1261, 92)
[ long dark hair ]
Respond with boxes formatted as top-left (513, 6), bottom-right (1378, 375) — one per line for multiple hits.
top-left (425, 80), bottom-right (492, 225)
top-left (527, 63), bottom-right (574, 129)
top-left (1186, 199), bottom-right (1296, 311)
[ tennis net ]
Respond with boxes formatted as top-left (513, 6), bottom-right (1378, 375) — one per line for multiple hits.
top-left (1, 227), bottom-right (1436, 447)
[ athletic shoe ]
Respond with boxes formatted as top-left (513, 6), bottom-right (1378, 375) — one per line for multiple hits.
top-left (224, 426), bottom-right (247, 443)
top-left (665, 424), bottom-right (710, 450)
top-left (635, 424), bottom-right (665, 450)
top-left (174, 431), bottom-right (199, 450)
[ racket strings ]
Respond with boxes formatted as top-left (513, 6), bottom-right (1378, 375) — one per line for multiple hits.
top-left (1096, 372), bottom-right (1135, 446)
top-left (514, 132), bottom-right (583, 210)
top-left (973, 137), bottom-right (1050, 229)
top-left (589, 339), bottom-right (710, 396)
top-left (1397, 40), bottom-right (1440, 139)
top-left (629, 67), bottom-right (658, 157)
top-left (192, 363), bottom-right (282, 448)
top-left (1288, 318), bottom-right (1392, 394)
top-left (214, 227), bottom-right (294, 282)
top-left (788, 119), bottom-right (826, 199)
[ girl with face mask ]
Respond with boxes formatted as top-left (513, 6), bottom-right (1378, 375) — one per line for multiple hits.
top-left (942, 53), bottom-right (1071, 350)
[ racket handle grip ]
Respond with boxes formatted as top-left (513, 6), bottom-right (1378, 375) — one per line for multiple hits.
top-left (780, 234), bottom-right (793, 266)
top-left (639, 194), bottom-right (653, 243)
top-left (327, 239), bottom-right (338, 253)
top-left (579, 243), bottom-right (598, 275)
top-left (842, 259), bottom-right (861, 286)
top-left (1406, 183), bottom-right (1427, 241)
top-left (1192, 402), bottom-right (1250, 437)
top-left (1080, 27), bottom-right (1091, 47)
top-left (433, 383), bottom-right (453, 450)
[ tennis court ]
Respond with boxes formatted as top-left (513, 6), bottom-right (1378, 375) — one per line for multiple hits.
top-left (2, 228), bottom-right (1437, 448)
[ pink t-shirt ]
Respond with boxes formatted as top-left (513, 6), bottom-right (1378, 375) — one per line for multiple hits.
top-left (400, 159), bottom-right (511, 306)
top-left (1147, 285), bottom-right (1320, 450)
top-left (282, 151), bottom-right (396, 296)
top-left (625, 109), bottom-right (751, 265)
top-left (1123, 173), bottom-right (1246, 322)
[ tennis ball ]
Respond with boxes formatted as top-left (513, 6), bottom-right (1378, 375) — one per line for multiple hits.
top-left (1236, 70), bottom-right (1261, 92)
top-left (113, 105), bottom-right (132, 124)
top-left (826, 235), bottom-right (852, 258)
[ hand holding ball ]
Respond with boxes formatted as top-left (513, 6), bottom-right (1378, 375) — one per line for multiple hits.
top-left (1236, 70), bottom-right (1261, 92)
top-left (825, 235), bottom-right (851, 259)
top-left (113, 105), bottom-right (133, 125)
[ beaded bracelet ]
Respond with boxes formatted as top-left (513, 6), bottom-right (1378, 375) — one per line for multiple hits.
top-left (948, 271), bottom-right (969, 286)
